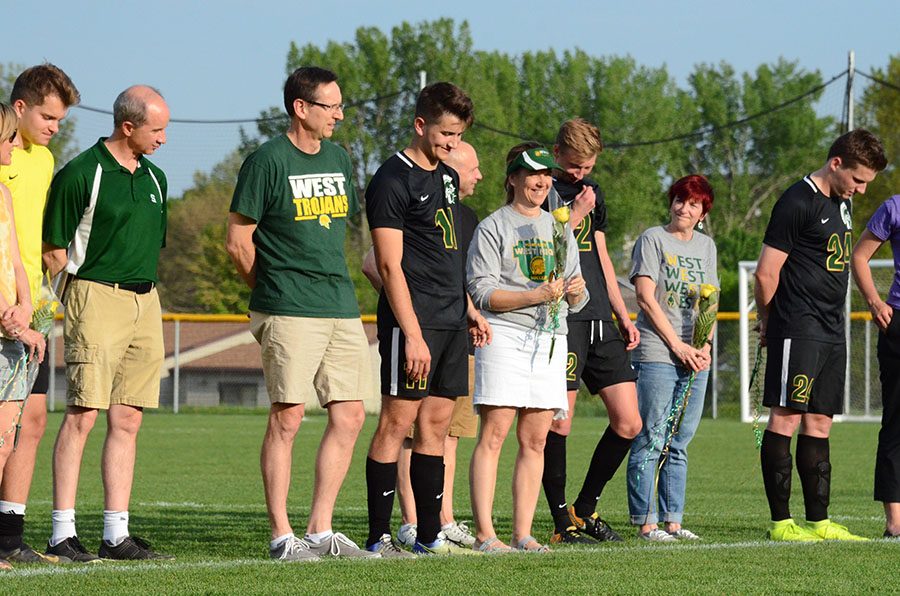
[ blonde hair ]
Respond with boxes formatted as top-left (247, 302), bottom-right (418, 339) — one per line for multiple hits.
top-left (555, 118), bottom-right (602, 158)
top-left (0, 103), bottom-right (16, 142)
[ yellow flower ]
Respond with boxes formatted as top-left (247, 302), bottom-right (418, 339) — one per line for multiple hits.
top-left (551, 206), bottom-right (570, 224)
top-left (700, 284), bottom-right (718, 299)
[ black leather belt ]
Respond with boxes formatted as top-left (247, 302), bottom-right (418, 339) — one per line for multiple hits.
top-left (77, 277), bottom-right (155, 294)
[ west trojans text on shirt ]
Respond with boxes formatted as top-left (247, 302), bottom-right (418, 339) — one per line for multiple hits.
top-left (290, 173), bottom-right (350, 226)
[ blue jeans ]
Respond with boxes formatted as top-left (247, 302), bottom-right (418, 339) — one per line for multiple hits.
top-left (627, 361), bottom-right (708, 525)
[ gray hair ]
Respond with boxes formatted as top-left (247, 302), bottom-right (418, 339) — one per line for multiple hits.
top-left (113, 85), bottom-right (164, 128)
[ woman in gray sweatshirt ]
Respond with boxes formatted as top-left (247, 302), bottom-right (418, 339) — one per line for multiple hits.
top-left (466, 144), bottom-right (588, 553)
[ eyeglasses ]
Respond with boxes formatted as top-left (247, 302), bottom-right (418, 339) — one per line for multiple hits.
top-left (306, 100), bottom-right (345, 113)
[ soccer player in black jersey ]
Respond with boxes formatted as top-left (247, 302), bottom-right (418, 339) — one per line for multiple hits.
top-left (363, 83), bottom-right (490, 556)
top-left (755, 129), bottom-right (887, 541)
top-left (540, 119), bottom-right (642, 544)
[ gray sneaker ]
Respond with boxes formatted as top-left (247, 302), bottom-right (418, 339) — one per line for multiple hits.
top-left (270, 535), bottom-right (319, 562)
top-left (440, 521), bottom-right (476, 547)
top-left (307, 532), bottom-right (380, 559)
top-left (367, 534), bottom-right (416, 559)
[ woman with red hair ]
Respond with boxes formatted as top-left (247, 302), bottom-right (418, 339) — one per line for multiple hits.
top-left (625, 174), bottom-right (717, 542)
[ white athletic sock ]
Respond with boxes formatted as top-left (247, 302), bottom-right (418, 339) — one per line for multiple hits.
top-left (304, 529), bottom-right (333, 544)
top-left (270, 533), bottom-right (294, 550)
top-left (50, 509), bottom-right (76, 546)
top-left (102, 510), bottom-right (129, 546)
top-left (0, 501), bottom-right (26, 515)
top-left (441, 522), bottom-right (454, 531)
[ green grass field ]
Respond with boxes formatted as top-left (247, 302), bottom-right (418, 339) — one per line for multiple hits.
top-left (3, 411), bottom-right (895, 594)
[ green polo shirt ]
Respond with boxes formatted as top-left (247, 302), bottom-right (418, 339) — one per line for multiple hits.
top-left (43, 138), bottom-right (167, 284)
top-left (230, 135), bottom-right (360, 318)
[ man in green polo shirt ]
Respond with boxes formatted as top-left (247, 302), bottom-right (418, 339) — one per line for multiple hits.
top-left (226, 66), bottom-right (377, 561)
top-left (42, 85), bottom-right (173, 562)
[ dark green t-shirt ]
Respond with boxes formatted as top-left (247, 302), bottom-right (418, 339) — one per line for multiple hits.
top-left (43, 138), bottom-right (167, 284)
top-left (230, 135), bottom-right (360, 318)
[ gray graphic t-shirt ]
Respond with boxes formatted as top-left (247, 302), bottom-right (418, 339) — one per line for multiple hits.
top-left (629, 225), bottom-right (718, 365)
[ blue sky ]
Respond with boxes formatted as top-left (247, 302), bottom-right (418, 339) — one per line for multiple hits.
top-left (7, 0), bottom-right (899, 195)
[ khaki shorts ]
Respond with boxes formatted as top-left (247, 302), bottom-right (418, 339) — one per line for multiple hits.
top-left (407, 355), bottom-right (478, 440)
top-left (250, 312), bottom-right (370, 406)
top-left (64, 279), bottom-right (164, 409)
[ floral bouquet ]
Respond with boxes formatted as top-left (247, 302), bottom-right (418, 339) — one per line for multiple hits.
top-left (653, 284), bottom-right (719, 478)
top-left (546, 205), bottom-right (570, 362)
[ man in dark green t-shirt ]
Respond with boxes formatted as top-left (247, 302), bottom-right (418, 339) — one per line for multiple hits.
top-left (227, 66), bottom-right (376, 562)
top-left (43, 85), bottom-right (173, 562)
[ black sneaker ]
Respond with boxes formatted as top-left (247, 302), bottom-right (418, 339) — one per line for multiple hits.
top-left (99, 536), bottom-right (174, 560)
top-left (0, 542), bottom-right (60, 564)
top-left (568, 507), bottom-right (623, 542)
top-left (46, 536), bottom-right (101, 563)
top-left (549, 525), bottom-right (596, 544)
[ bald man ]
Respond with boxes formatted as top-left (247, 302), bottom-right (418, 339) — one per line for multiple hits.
top-left (42, 85), bottom-right (173, 562)
top-left (361, 141), bottom-right (483, 548)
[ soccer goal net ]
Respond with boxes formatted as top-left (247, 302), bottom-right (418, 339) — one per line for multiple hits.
top-left (738, 259), bottom-right (893, 423)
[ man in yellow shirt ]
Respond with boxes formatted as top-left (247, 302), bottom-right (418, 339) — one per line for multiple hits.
top-left (0, 64), bottom-right (79, 564)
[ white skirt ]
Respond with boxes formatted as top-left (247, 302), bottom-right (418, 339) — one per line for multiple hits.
top-left (473, 317), bottom-right (568, 419)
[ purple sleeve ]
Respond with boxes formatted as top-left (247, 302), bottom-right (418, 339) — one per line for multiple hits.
top-left (867, 196), bottom-right (900, 241)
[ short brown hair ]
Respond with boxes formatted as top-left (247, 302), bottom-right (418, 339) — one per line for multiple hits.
top-left (415, 82), bottom-right (474, 127)
top-left (828, 129), bottom-right (887, 171)
top-left (555, 118), bottom-right (602, 158)
top-left (10, 63), bottom-right (80, 107)
top-left (283, 66), bottom-right (338, 117)
top-left (504, 141), bottom-right (542, 203)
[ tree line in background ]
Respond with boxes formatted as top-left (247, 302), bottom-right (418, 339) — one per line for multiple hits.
top-left (3, 19), bottom-right (899, 315)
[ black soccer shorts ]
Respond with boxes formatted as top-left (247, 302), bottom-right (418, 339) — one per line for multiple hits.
top-left (566, 320), bottom-right (637, 394)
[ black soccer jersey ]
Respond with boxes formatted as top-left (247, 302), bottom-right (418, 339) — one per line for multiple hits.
top-left (366, 151), bottom-right (466, 331)
top-left (546, 177), bottom-right (613, 322)
top-left (763, 175), bottom-right (852, 342)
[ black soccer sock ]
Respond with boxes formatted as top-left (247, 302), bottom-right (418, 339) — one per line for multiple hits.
top-left (542, 431), bottom-right (570, 532)
top-left (0, 512), bottom-right (24, 551)
top-left (365, 457), bottom-right (398, 547)
top-left (409, 452), bottom-right (444, 544)
top-left (760, 430), bottom-right (793, 522)
top-left (573, 426), bottom-right (634, 519)
top-left (796, 434), bottom-right (831, 523)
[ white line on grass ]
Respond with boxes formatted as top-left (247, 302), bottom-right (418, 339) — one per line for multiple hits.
top-left (8, 538), bottom-right (893, 579)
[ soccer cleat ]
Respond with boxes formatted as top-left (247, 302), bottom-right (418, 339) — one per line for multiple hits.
top-left (568, 507), bottom-right (623, 542)
top-left (306, 532), bottom-right (380, 559)
top-left (639, 528), bottom-right (677, 542)
top-left (99, 536), bottom-right (175, 560)
top-left (46, 536), bottom-right (101, 563)
top-left (366, 534), bottom-right (416, 559)
top-left (270, 535), bottom-right (319, 562)
top-left (397, 523), bottom-right (418, 548)
top-left (0, 543), bottom-right (60, 564)
top-left (805, 519), bottom-right (868, 542)
top-left (440, 521), bottom-right (476, 547)
top-left (667, 528), bottom-right (701, 540)
top-left (412, 536), bottom-right (482, 556)
top-left (0, 558), bottom-right (11, 571)
top-left (766, 519), bottom-right (822, 542)
top-left (550, 525), bottom-right (596, 544)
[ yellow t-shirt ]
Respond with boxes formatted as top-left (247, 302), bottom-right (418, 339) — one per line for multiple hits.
top-left (0, 144), bottom-right (54, 305)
